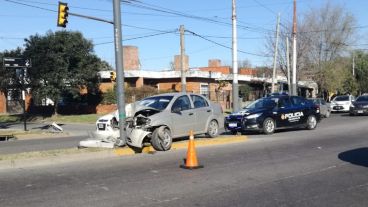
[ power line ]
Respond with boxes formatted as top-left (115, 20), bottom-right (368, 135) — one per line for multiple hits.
top-left (4, 0), bottom-right (56, 12)
top-left (94, 29), bottom-right (177, 46)
top-left (185, 29), bottom-right (271, 57)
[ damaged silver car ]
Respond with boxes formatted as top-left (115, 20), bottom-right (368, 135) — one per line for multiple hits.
top-left (96, 92), bottom-right (224, 151)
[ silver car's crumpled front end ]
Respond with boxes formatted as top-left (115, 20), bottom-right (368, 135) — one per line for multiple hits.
top-left (126, 127), bottom-right (152, 148)
top-left (125, 107), bottom-right (161, 148)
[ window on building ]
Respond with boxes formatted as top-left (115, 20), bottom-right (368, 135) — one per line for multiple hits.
top-left (200, 83), bottom-right (209, 97)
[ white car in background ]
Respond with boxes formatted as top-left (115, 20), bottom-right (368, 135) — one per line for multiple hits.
top-left (330, 95), bottom-right (355, 113)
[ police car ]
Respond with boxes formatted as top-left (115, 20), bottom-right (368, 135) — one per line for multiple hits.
top-left (225, 93), bottom-right (321, 134)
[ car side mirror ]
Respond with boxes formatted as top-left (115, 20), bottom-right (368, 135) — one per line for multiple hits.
top-left (172, 107), bottom-right (181, 113)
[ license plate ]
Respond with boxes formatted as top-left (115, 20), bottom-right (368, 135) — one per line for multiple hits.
top-left (358, 110), bottom-right (363, 113)
top-left (98, 123), bottom-right (105, 129)
top-left (229, 123), bottom-right (237, 127)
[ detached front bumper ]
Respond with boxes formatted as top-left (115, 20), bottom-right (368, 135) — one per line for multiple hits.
top-left (126, 127), bottom-right (152, 148)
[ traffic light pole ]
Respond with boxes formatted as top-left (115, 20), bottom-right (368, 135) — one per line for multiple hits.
top-left (112, 0), bottom-right (127, 146)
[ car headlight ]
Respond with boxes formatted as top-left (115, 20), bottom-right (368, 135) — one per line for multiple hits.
top-left (364, 105), bottom-right (368, 109)
top-left (246, 113), bottom-right (262, 119)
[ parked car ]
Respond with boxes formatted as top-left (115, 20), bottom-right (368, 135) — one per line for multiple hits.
top-left (225, 93), bottom-right (321, 135)
top-left (330, 95), bottom-right (355, 113)
top-left (349, 95), bottom-right (368, 116)
top-left (95, 93), bottom-right (224, 151)
top-left (309, 98), bottom-right (331, 118)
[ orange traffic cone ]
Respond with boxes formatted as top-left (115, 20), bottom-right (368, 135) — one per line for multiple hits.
top-left (180, 130), bottom-right (204, 170)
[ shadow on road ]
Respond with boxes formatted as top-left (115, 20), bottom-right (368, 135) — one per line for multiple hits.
top-left (338, 148), bottom-right (368, 168)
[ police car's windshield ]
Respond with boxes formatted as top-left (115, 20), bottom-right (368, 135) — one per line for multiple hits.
top-left (139, 95), bottom-right (173, 111)
top-left (246, 98), bottom-right (278, 109)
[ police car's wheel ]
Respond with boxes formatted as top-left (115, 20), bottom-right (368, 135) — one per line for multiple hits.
top-left (263, 118), bottom-right (275, 135)
top-left (306, 115), bottom-right (317, 130)
top-left (207, 120), bottom-right (219, 138)
top-left (151, 126), bottom-right (172, 151)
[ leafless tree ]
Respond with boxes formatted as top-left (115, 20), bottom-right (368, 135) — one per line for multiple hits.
top-left (265, 1), bottom-right (357, 95)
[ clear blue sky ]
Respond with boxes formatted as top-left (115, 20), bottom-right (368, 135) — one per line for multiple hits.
top-left (1, 0), bottom-right (367, 70)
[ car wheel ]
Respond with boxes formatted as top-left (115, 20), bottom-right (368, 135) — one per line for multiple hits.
top-left (263, 118), bottom-right (275, 135)
top-left (325, 111), bottom-right (331, 118)
top-left (306, 115), bottom-right (317, 130)
top-left (207, 120), bottom-right (219, 138)
top-left (151, 126), bottom-right (172, 151)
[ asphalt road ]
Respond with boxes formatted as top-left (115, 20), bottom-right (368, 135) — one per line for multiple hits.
top-left (0, 123), bottom-right (93, 155)
top-left (1, 113), bottom-right (368, 206)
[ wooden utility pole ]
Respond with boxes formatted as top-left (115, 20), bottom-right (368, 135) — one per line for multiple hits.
top-left (271, 13), bottom-right (280, 93)
top-left (291, 0), bottom-right (297, 96)
top-left (180, 25), bottom-right (186, 93)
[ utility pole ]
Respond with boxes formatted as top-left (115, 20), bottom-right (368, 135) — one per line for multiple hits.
top-left (291, 0), bottom-right (297, 96)
top-left (286, 36), bottom-right (291, 92)
top-left (180, 25), bottom-right (186, 93)
top-left (112, 0), bottom-right (126, 146)
top-left (271, 13), bottom-right (280, 93)
top-left (232, 0), bottom-right (239, 112)
top-left (352, 54), bottom-right (355, 77)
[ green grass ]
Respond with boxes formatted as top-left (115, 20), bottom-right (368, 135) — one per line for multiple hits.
top-left (0, 113), bottom-right (102, 124)
top-left (0, 115), bottom-right (21, 123)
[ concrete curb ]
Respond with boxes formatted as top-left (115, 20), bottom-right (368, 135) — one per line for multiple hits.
top-left (0, 135), bottom-right (247, 170)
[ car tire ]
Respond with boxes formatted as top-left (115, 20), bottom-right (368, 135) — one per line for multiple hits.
top-left (263, 118), bottom-right (275, 135)
top-left (151, 126), bottom-right (172, 151)
top-left (325, 111), bottom-right (331, 118)
top-left (207, 120), bottom-right (219, 138)
top-left (306, 115), bottom-right (317, 130)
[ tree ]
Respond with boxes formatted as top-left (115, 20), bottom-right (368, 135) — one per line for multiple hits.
top-left (354, 50), bottom-right (368, 94)
top-left (265, 1), bottom-right (357, 96)
top-left (23, 30), bottom-right (104, 114)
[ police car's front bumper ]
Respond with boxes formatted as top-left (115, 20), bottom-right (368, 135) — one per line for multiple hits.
top-left (225, 115), bottom-right (262, 132)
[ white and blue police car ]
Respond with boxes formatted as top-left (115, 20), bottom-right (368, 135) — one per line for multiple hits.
top-left (225, 93), bottom-right (321, 134)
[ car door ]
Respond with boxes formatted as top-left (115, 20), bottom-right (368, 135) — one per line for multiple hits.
top-left (275, 97), bottom-right (293, 128)
top-left (190, 94), bottom-right (211, 133)
top-left (290, 96), bottom-right (308, 125)
top-left (170, 95), bottom-right (196, 137)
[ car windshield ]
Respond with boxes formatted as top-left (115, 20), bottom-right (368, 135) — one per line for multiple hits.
top-left (334, 96), bottom-right (349, 101)
top-left (356, 96), bottom-right (368, 102)
top-left (139, 95), bottom-right (174, 111)
top-left (245, 97), bottom-right (277, 109)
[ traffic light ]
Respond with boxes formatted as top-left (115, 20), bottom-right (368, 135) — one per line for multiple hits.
top-left (57, 2), bottom-right (69, 28)
top-left (110, 71), bottom-right (116, 82)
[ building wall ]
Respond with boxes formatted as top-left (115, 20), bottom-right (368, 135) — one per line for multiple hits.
top-left (0, 92), bottom-right (6, 114)
top-left (173, 55), bottom-right (189, 71)
top-left (123, 46), bottom-right (140, 70)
